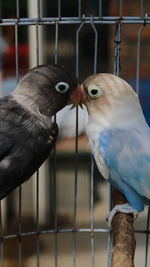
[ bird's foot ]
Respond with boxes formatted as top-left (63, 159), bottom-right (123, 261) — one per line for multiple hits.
top-left (106, 203), bottom-right (138, 228)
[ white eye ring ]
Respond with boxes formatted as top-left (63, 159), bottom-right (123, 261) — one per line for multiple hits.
top-left (87, 84), bottom-right (103, 98)
top-left (55, 82), bottom-right (70, 94)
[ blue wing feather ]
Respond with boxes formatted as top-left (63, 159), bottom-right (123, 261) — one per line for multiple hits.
top-left (109, 169), bottom-right (144, 211)
top-left (99, 128), bottom-right (150, 208)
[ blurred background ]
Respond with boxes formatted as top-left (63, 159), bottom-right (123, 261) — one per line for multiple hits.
top-left (0, 0), bottom-right (150, 266)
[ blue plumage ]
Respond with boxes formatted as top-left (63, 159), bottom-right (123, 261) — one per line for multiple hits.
top-left (78, 72), bottom-right (150, 224)
top-left (100, 128), bottom-right (150, 211)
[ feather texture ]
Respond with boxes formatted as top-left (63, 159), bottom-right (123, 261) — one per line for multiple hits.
top-left (0, 64), bottom-right (79, 199)
top-left (79, 73), bottom-right (150, 213)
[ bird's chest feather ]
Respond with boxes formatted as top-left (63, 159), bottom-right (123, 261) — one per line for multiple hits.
top-left (86, 118), bottom-right (109, 179)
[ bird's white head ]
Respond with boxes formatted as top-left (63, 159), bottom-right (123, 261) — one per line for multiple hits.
top-left (79, 73), bottom-right (147, 130)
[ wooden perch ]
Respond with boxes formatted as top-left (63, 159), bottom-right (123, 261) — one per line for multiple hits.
top-left (111, 189), bottom-right (136, 267)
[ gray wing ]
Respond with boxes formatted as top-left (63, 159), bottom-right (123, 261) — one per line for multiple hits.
top-left (0, 95), bottom-right (58, 199)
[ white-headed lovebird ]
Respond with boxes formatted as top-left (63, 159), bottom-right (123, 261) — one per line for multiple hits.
top-left (0, 64), bottom-right (81, 199)
top-left (71, 73), bottom-right (150, 227)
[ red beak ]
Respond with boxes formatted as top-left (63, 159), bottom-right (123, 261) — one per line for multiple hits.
top-left (69, 84), bottom-right (87, 106)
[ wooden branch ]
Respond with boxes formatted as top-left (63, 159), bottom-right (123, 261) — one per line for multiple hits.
top-left (111, 189), bottom-right (136, 267)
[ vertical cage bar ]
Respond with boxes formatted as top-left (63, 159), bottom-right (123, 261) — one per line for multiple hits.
top-left (90, 159), bottom-right (95, 267)
top-left (74, 21), bottom-right (85, 267)
top-left (37, 0), bottom-right (41, 19)
top-left (72, 88), bottom-right (81, 267)
top-left (107, 186), bottom-right (113, 267)
top-left (36, 22), bottom-right (40, 65)
top-left (141, 0), bottom-right (144, 17)
top-left (36, 170), bottom-right (40, 267)
top-left (53, 155), bottom-right (58, 267)
top-left (58, 0), bottom-right (61, 19)
top-left (15, 23), bottom-right (19, 83)
top-left (54, 20), bottom-right (59, 267)
top-left (73, 70), bottom-right (79, 267)
top-left (76, 22), bottom-right (85, 78)
top-left (16, 0), bottom-right (19, 18)
top-left (78, 0), bottom-right (81, 18)
top-left (15, 15), bottom-right (22, 265)
top-left (99, 0), bottom-right (102, 17)
top-left (89, 18), bottom-right (98, 267)
top-left (107, 21), bottom-right (122, 267)
top-left (72, 106), bottom-right (78, 267)
top-left (53, 149), bottom-right (58, 267)
top-left (35, 20), bottom-right (40, 267)
top-left (120, 0), bottom-right (123, 17)
top-left (90, 18), bottom-right (98, 74)
top-left (18, 187), bottom-right (22, 267)
top-left (0, 202), bottom-right (4, 267)
top-left (55, 22), bottom-right (59, 65)
top-left (145, 207), bottom-right (150, 267)
top-left (113, 22), bottom-right (121, 77)
top-left (136, 24), bottom-right (145, 95)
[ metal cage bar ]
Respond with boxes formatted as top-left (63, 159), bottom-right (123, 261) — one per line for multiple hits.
top-left (15, 1), bottom-right (22, 265)
top-left (0, 202), bottom-right (4, 267)
top-left (54, 20), bottom-right (59, 267)
top-left (90, 159), bottom-right (95, 267)
top-left (35, 18), bottom-right (40, 267)
top-left (78, 0), bottom-right (82, 18)
top-left (136, 21), bottom-right (146, 94)
top-left (99, 0), bottom-right (102, 18)
top-left (58, 0), bottom-right (61, 19)
top-left (141, 0), bottom-right (144, 17)
top-left (0, 17), bottom-right (150, 26)
top-left (145, 207), bottom-right (150, 267)
top-left (1, 227), bottom-right (150, 240)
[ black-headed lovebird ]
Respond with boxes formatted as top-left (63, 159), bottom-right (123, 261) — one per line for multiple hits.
top-left (0, 64), bottom-right (80, 199)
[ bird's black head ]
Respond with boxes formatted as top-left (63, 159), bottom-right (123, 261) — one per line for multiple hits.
top-left (16, 64), bottom-right (79, 117)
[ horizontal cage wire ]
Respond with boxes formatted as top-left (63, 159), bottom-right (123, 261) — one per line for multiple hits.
top-left (0, 0), bottom-right (150, 267)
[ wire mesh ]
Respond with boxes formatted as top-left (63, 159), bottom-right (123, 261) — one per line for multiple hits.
top-left (0, 0), bottom-right (150, 266)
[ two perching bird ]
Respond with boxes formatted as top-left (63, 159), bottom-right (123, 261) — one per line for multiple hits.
top-left (0, 64), bottom-right (149, 227)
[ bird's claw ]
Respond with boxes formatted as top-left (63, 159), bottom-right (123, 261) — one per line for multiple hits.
top-left (106, 203), bottom-right (139, 228)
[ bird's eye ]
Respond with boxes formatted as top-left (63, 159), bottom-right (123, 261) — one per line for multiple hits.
top-left (55, 82), bottom-right (70, 94)
top-left (87, 84), bottom-right (103, 98)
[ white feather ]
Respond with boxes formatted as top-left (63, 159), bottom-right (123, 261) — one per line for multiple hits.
top-left (83, 73), bottom-right (149, 179)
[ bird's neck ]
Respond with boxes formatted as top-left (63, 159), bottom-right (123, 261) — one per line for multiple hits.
top-left (11, 86), bottom-right (52, 124)
top-left (86, 96), bottom-right (148, 142)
